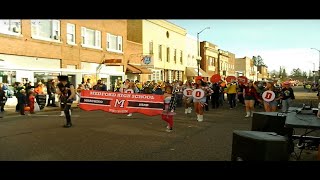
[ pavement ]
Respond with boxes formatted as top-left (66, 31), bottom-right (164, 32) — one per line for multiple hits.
top-left (2, 103), bottom-right (79, 117)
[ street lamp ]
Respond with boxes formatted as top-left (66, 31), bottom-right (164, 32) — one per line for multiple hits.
top-left (311, 48), bottom-right (320, 82)
top-left (197, 27), bottom-right (210, 76)
top-left (313, 62), bottom-right (316, 83)
top-left (273, 74), bottom-right (276, 81)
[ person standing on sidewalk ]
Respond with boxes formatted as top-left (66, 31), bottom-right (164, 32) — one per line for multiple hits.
top-left (28, 91), bottom-right (36, 114)
top-left (47, 79), bottom-right (57, 107)
top-left (0, 84), bottom-right (6, 118)
top-left (56, 75), bottom-right (76, 128)
top-left (280, 81), bottom-right (295, 113)
top-left (17, 89), bottom-right (27, 115)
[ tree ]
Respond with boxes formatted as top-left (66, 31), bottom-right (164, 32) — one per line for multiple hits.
top-left (302, 71), bottom-right (307, 78)
top-left (290, 68), bottom-right (302, 77)
top-left (279, 66), bottom-right (282, 78)
top-left (281, 68), bottom-right (287, 79)
top-left (253, 55), bottom-right (266, 66)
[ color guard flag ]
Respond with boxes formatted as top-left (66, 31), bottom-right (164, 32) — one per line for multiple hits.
top-left (79, 90), bottom-right (164, 116)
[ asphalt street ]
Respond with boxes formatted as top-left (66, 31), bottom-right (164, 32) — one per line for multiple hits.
top-left (0, 86), bottom-right (318, 161)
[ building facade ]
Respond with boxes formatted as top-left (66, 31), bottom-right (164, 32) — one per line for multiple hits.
top-left (200, 41), bottom-right (218, 78)
top-left (227, 52), bottom-right (236, 76)
top-left (217, 49), bottom-right (230, 79)
top-left (235, 56), bottom-right (255, 80)
top-left (127, 20), bottom-right (187, 83)
top-left (257, 65), bottom-right (269, 81)
top-left (0, 19), bottom-right (131, 90)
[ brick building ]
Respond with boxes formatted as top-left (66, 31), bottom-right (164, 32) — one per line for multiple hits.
top-left (0, 19), bottom-right (130, 90)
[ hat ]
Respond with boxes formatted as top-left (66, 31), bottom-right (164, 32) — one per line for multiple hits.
top-left (195, 76), bottom-right (203, 81)
top-left (58, 75), bottom-right (68, 81)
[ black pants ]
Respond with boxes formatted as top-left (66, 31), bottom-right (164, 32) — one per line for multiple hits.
top-left (211, 94), bottom-right (220, 109)
top-left (19, 104), bottom-right (25, 115)
top-left (205, 96), bottom-right (210, 111)
top-left (47, 94), bottom-right (56, 106)
top-left (16, 97), bottom-right (20, 111)
top-left (60, 102), bottom-right (65, 111)
top-left (0, 102), bottom-right (5, 111)
top-left (227, 93), bottom-right (236, 108)
top-left (238, 93), bottom-right (245, 105)
top-left (64, 104), bottom-right (72, 125)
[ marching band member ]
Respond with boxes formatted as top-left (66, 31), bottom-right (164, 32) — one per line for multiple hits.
top-left (56, 75), bottom-right (76, 128)
top-left (125, 82), bottom-right (139, 117)
top-left (243, 81), bottom-right (262, 118)
top-left (161, 85), bottom-right (175, 132)
top-left (182, 80), bottom-right (193, 114)
top-left (262, 82), bottom-right (281, 112)
top-left (193, 76), bottom-right (213, 122)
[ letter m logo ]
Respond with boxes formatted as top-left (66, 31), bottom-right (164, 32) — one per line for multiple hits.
top-left (114, 99), bottom-right (125, 108)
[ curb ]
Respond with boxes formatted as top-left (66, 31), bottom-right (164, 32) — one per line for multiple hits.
top-left (3, 105), bottom-right (79, 117)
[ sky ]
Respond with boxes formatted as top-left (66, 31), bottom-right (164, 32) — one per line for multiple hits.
top-left (169, 20), bottom-right (320, 74)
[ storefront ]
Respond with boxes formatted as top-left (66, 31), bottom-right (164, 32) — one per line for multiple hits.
top-left (0, 54), bottom-right (61, 85)
top-left (81, 62), bottom-right (125, 91)
top-left (0, 70), bottom-right (16, 85)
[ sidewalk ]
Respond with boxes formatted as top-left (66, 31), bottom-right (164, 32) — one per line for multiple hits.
top-left (3, 103), bottom-right (79, 116)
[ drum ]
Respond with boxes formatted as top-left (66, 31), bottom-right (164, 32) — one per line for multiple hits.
top-left (183, 88), bottom-right (193, 97)
top-left (125, 89), bottom-right (134, 93)
top-left (262, 90), bottom-right (276, 102)
top-left (192, 89), bottom-right (205, 100)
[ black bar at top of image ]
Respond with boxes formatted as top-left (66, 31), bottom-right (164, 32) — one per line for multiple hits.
top-left (80, 98), bottom-right (111, 105)
top-left (127, 101), bottom-right (163, 109)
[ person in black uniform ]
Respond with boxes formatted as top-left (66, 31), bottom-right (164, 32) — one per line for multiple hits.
top-left (56, 75), bottom-right (76, 128)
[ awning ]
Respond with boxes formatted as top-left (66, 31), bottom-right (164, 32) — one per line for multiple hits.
top-left (126, 64), bottom-right (141, 74)
top-left (128, 64), bottom-right (152, 74)
top-left (186, 67), bottom-right (210, 77)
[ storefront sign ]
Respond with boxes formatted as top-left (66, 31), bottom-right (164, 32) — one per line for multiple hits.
top-left (79, 90), bottom-right (164, 116)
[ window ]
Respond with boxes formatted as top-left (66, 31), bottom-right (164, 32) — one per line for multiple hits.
top-left (174, 49), bottom-right (177, 63)
top-left (152, 70), bottom-right (161, 81)
top-left (180, 50), bottom-right (183, 64)
top-left (166, 47), bottom-right (170, 62)
top-left (31, 20), bottom-right (60, 41)
top-left (67, 23), bottom-right (76, 45)
top-left (149, 41), bottom-right (153, 55)
top-left (158, 45), bottom-right (162, 61)
top-left (81, 27), bottom-right (101, 49)
top-left (0, 20), bottom-right (21, 35)
top-left (208, 57), bottom-right (214, 66)
top-left (107, 33), bottom-right (122, 53)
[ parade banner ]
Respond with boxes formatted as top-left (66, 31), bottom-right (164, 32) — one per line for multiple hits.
top-left (79, 90), bottom-right (164, 116)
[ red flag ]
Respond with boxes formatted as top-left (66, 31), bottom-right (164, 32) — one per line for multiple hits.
top-left (226, 76), bottom-right (237, 83)
top-left (210, 74), bottom-right (221, 83)
top-left (237, 76), bottom-right (248, 85)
